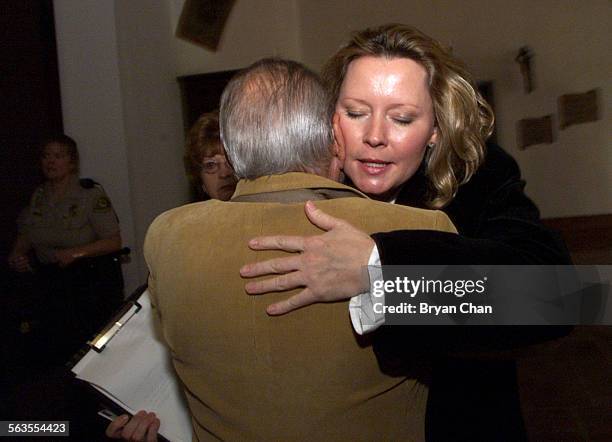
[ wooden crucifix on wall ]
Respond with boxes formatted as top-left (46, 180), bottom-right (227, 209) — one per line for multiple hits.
top-left (515, 46), bottom-right (534, 93)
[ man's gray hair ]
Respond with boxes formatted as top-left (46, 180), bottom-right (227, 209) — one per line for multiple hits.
top-left (219, 58), bottom-right (334, 179)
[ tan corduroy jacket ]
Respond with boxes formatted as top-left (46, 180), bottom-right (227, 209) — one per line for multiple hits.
top-left (144, 172), bottom-right (457, 441)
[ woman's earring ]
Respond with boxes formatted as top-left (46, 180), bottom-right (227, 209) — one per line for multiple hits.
top-left (424, 142), bottom-right (436, 167)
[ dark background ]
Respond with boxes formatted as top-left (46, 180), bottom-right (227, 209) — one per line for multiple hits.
top-left (0, 0), bottom-right (63, 264)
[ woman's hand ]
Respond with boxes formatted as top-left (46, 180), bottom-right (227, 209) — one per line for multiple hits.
top-left (105, 411), bottom-right (160, 442)
top-left (54, 234), bottom-right (122, 268)
top-left (8, 253), bottom-right (32, 272)
top-left (54, 248), bottom-right (78, 267)
top-left (8, 234), bottom-right (33, 272)
top-left (240, 201), bottom-right (375, 315)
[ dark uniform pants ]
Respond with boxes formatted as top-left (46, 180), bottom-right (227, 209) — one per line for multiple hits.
top-left (38, 255), bottom-right (124, 361)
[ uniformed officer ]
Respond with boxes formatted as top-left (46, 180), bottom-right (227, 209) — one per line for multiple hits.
top-left (8, 135), bottom-right (124, 360)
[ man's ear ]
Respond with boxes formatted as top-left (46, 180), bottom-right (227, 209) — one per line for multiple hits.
top-left (332, 113), bottom-right (346, 163)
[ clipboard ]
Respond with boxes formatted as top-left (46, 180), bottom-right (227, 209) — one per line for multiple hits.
top-left (89, 294), bottom-right (143, 353)
top-left (65, 285), bottom-right (147, 370)
top-left (70, 288), bottom-right (192, 442)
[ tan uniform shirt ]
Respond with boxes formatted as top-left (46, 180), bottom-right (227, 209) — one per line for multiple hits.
top-left (17, 176), bottom-right (119, 263)
top-left (145, 173), bottom-right (457, 441)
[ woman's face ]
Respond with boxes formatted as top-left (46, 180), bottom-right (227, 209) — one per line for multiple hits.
top-left (199, 151), bottom-right (237, 201)
top-left (41, 142), bottom-right (76, 181)
top-left (334, 56), bottom-right (437, 201)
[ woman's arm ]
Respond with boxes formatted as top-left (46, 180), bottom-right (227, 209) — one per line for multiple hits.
top-left (54, 233), bottom-right (122, 267)
top-left (8, 234), bottom-right (33, 272)
top-left (241, 145), bottom-right (571, 314)
top-left (54, 185), bottom-right (124, 267)
top-left (241, 201), bottom-right (374, 314)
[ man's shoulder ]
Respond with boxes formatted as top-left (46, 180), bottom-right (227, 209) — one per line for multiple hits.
top-left (144, 200), bottom-right (223, 258)
top-left (318, 197), bottom-right (457, 233)
top-left (323, 196), bottom-right (443, 216)
top-left (148, 200), bottom-right (221, 235)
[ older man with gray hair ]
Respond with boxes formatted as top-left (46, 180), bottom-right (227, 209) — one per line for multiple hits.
top-left (221, 59), bottom-right (334, 179)
top-left (133, 58), bottom-right (456, 441)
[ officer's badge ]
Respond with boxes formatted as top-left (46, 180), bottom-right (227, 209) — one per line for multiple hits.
top-left (94, 196), bottom-right (112, 212)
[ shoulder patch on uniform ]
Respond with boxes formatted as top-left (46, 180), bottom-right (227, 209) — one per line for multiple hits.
top-left (94, 195), bottom-right (112, 212)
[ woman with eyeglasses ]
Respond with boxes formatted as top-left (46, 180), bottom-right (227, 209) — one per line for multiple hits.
top-left (184, 110), bottom-right (237, 202)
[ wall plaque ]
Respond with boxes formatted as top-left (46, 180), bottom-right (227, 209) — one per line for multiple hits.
top-left (517, 115), bottom-right (554, 149)
top-left (558, 89), bottom-right (599, 129)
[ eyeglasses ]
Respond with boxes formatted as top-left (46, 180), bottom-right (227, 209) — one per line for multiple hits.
top-left (201, 156), bottom-right (232, 174)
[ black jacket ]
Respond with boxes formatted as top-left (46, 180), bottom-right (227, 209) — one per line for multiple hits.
top-left (373, 143), bottom-right (570, 265)
top-left (370, 144), bottom-right (572, 441)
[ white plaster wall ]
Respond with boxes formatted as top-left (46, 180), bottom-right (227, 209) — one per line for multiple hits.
top-left (297, 0), bottom-right (611, 217)
top-left (53, 0), bottom-right (141, 293)
top-left (113, 0), bottom-right (190, 286)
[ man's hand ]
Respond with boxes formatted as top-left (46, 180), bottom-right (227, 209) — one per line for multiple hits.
top-left (240, 201), bottom-right (375, 315)
top-left (105, 411), bottom-right (160, 442)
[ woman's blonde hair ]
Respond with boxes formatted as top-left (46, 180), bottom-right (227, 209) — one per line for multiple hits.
top-left (184, 110), bottom-right (224, 186)
top-left (323, 24), bottom-right (494, 208)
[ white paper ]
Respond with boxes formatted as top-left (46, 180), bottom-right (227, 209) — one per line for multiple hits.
top-left (72, 291), bottom-right (192, 442)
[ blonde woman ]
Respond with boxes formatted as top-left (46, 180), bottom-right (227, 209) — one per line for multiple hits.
top-left (242, 24), bottom-right (570, 441)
